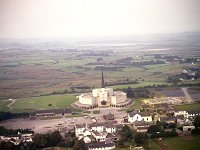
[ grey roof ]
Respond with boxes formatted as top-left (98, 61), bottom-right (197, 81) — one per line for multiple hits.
top-left (86, 141), bottom-right (115, 149)
top-left (134, 120), bottom-right (152, 126)
top-left (88, 122), bottom-right (107, 128)
top-left (160, 116), bottom-right (176, 122)
top-left (76, 124), bottom-right (85, 128)
top-left (129, 111), bottom-right (151, 117)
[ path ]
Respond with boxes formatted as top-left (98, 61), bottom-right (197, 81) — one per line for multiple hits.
top-left (153, 139), bottom-right (169, 150)
top-left (181, 88), bottom-right (193, 103)
top-left (7, 99), bottom-right (16, 111)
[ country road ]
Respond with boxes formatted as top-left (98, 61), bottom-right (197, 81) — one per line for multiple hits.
top-left (181, 88), bottom-right (193, 103)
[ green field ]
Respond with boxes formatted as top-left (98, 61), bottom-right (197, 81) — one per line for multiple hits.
top-left (0, 100), bottom-right (12, 112)
top-left (162, 136), bottom-right (200, 150)
top-left (110, 81), bottom-right (172, 90)
top-left (7, 94), bottom-right (76, 113)
top-left (174, 103), bottom-right (200, 111)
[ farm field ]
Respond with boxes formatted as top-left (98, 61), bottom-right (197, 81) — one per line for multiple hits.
top-left (162, 136), bottom-right (200, 150)
top-left (0, 94), bottom-right (76, 113)
top-left (0, 33), bottom-right (200, 101)
top-left (110, 81), bottom-right (172, 90)
top-left (174, 103), bottom-right (200, 111)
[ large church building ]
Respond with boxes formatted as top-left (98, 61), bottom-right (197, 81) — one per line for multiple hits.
top-left (74, 70), bottom-right (132, 109)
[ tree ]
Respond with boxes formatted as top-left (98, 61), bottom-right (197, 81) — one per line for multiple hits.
top-left (191, 128), bottom-right (200, 135)
top-left (73, 139), bottom-right (85, 150)
top-left (147, 125), bottom-right (161, 134)
top-left (47, 131), bottom-right (62, 147)
top-left (134, 133), bottom-right (145, 145)
top-left (120, 125), bottom-right (134, 142)
top-left (33, 134), bottom-right (47, 148)
top-left (193, 116), bottom-right (200, 128)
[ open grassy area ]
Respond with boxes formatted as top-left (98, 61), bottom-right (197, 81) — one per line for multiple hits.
top-left (149, 140), bottom-right (161, 150)
top-left (110, 81), bottom-right (172, 90)
top-left (163, 136), bottom-right (200, 150)
top-left (174, 103), bottom-right (200, 111)
top-left (9, 94), bottom-right (76, 113)
top-left (0, 100), bottom-right (12, 112)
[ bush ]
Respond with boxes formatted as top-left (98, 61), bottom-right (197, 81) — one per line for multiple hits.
top-left (191, 128), bottom-right (200, 135)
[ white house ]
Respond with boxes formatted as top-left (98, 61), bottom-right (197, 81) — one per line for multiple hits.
top-left (183, 125), bottom-right (195, 132)
top-left (89, 123), bottom-right (106, 132)
top-left (105, 125), bottom-right (116, 133)
top-left (92, 131), bottom-right (108, 142)
top-left (75, 124), bottom-right (86, 137)
top-left (86, 140), bottom-right (116, 150)
top-left (128, 111), bottom-right (152, 123)
top-left (174, 111), bottom-right (189, 118)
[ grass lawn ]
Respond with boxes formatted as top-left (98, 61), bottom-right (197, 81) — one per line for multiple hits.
top-left (10, 94), bottom-right (76, 113)
top-left (163, 136), bottom-right (200, 150)
top-left (149, 140), bottom-right (161, 150)
top-left (0, 100), bottom-right (12, 112)
top-left (174, 103), bottom-right (200, 111)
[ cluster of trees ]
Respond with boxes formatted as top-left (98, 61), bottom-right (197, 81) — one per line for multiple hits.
top-left (132, 60), bottom-right (165, 66)
top-left (0, 111), bottom-right (29, 122)
top-left (116, 57), bottom-right (133, 64)
top-left (181, 57), bottom-right (198, 63)
top-left (147, 125), bottom-right (177, 138)
top-left (33, 131), bottom-right (62, 148)
top-left (0, 127), bottom-right (84, 150)
top-left (123, 87), bottom-right (154, 99)
top-left (0, 126), bottom-right (33, 136)
top-left (192, 116), bottom-right (200, 135)
top-left (167, 73), bottom-right (190, 83)
top-left (0, 126), bottom-right (34, 150)
top-left (117, 125), bottom-right (145, 148)
top-left (105, 79), bottom-right (138, 86)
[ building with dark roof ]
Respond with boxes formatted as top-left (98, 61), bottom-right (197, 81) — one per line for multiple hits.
top-left (85, 140), bottom-right (115, 150)
top-left (31, 108), bottom-right (72, 117)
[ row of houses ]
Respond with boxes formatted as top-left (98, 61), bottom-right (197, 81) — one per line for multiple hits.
top-left (74, 102), bottom-right (200, 150)
top-left (75, 121), bottom-right (122, 150)
top-left (0, 132), bottom-right (33, 146)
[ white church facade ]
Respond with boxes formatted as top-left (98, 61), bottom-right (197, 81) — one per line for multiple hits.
top-left (74, 70), bottom-right (132, 109)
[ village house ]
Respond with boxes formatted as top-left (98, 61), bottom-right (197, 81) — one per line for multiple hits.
top-left (0, 132), bottom-right (33, 146)
top-left (174, 110), bottom-right (189, 118)
top-left (128, 111), bottom-right (152, 123)
top-left (159, 116), bottom-right (176, 124)
top-left (133, 120), bottom-right (153, 133)
top-left (85, 139), bottom-right (116, 150)
top-left (75, 124), bottom-right (86, 137)
top-left (92, 131), bottom-right (108, 142)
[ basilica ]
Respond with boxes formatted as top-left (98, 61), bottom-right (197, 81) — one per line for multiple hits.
top-left (74, 70), bottom-right (132, 109)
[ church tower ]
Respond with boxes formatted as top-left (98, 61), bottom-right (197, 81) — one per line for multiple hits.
top-left (101, 69), bottom-right (105, 88)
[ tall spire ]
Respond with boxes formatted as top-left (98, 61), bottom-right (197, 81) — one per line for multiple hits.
top-left (101, 69), bottom-right (105, 88)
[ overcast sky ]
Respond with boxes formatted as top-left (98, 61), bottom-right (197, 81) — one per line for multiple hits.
top-left (0, 0), bottom-right (200, 39)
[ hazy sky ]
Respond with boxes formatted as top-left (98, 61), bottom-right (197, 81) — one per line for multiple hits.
top-left (0, 0), bottom-right (200, 39)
